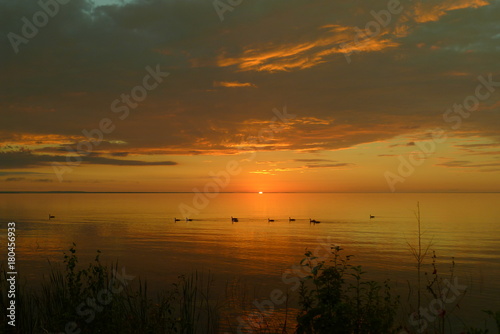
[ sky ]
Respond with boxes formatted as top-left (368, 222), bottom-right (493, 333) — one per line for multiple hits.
top-left (1, 0), bottom-right (500, 192)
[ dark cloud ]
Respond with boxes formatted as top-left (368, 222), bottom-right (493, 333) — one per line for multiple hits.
top-left (436, 159), bottom-right (500, 171)
top-left (306, 163), bottom-right (355, 168)
top-left (3, 177), bottom-right (53, 182)
top-left (0, 150), bottom-right (177, 168)
top-left (389, 141), bottom-right (417, 148)
top-left (5, 177), bottom-right (26, 182)
top-left (1, 0), bottom-right (499, 160)
top-left (294, 159), bottom-right (336, 162)
top-left (456, 143), bottom-right (500, 148)
top-left (33, 178), bottom-right (54, 182)
top-left (0, 171), bottom-right (44, 176)
top-left (110, 152), bottom-right (130, 157)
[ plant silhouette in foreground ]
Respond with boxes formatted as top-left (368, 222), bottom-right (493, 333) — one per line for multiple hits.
top-left (0, 243), bottom-right (220, 334)
top-left (2, 241), bottom-right (499, 333)
top-left (296, 245), bottom-right (400, 334)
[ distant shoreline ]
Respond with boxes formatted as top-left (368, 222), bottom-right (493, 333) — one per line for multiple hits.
top-left (0, 191), bottom-right (499, 194)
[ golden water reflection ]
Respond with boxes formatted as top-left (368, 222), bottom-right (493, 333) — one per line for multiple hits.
top-left (1, 192), bottom-right (499, 329)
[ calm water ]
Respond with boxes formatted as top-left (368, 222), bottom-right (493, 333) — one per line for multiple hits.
top-left (1, 192), bottom-right (500, 331)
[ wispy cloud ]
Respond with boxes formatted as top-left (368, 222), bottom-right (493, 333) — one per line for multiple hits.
top-left (215, 24), bottom-right (395, 72)
top-left (4, 177), bottom-right (54, 183)
top-left (250, 160), bottom-right (355, 175)
top-left (0, 150), bottom-right (178, 169)
top-left (436, 159), bottom-right (500, 171)
top-left (413, 0), bottom-right (490, 23)
top-left (213, 81), bottom-right (256, 88)
top-left (5, 177), bottom-right (26, 182)
top-left (0, 171), bottom-right (45, 176)
top-left (294, 158), bottom-right (336, 162)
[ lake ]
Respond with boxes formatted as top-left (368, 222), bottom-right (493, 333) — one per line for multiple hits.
top-left (1, 192), bottom-right (499, 332)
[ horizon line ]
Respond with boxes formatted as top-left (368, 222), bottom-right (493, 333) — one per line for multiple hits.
top-left (1, 191), bottom-right (499, 194)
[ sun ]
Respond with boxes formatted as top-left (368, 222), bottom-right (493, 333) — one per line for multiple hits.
top-left (258, 191), bottom-right (263, 194)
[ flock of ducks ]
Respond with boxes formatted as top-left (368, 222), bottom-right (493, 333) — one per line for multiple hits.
top-left (174, 215), bottom-right (377, 223)
top-left (173, 217), bottom-right (323, 224)
top-left (230, 217), bottom-right (322, 223)
top-left (49, 214), bottom-right (376, 223)
top-left (236, 217), bottom-right (322, 224)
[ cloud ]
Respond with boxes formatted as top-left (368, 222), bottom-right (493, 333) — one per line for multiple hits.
top-left (213, 0), bottom-right (491, 73)
top-left (109, 152), bottom-right (130, 157)
top-left (0, 0), bottom-right (498, 165)
top-left (389, 141), bottom-right (416, 148)
top-left (453, 142), bottom-right (500, 156)
top-left (3, 177), bottom-right (54, 183)
top-left (0, 171), bottom-right (45, 176)
top-left (5, 177), bottom-right (26, 182)
top-left (213, 81), bottom-right (256, 88)
top-left (250, 159), bottom-right (355, 174)
top-left (436, 159), bottom-right (500, 171)
top-left (0, 150), bottom-right (178, 169)
top-left (215, 24), bottom-right (400, 72)
top-left (294, 159), bottom-right (336, 162)
top-left (413, 0), bottom-right (490, 23)
top-left (306, 162), bottom-right (354, 168)
top-left (465, 150), bottom-right (500, 156)
top-left (456, 143), bottom-right (500, 149)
